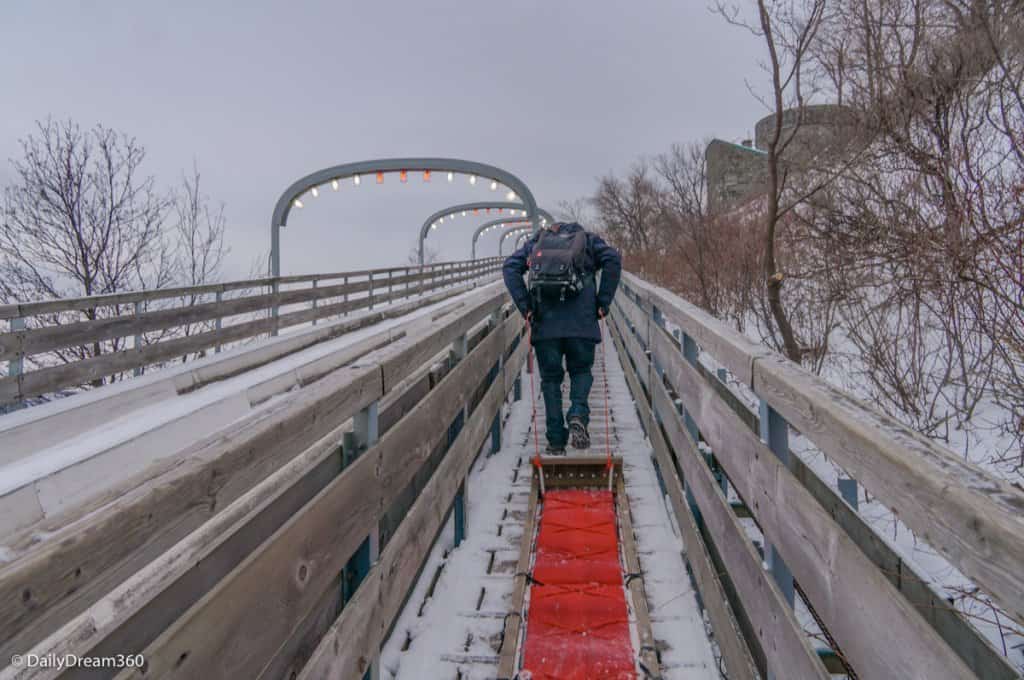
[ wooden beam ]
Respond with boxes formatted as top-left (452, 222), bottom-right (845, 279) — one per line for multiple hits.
top-left (648, 318), bottom-right (1018, 679)
top-left (296, 361), bottom-right (509, 679)
top-left (650, 329), bottom-right (977, 679)
top-left (754, 353), bottom-right (1024, 627)
top-left (112, 311), bottom-right (515, 679)
top-left (0, 289), bottom-right (504, 663)
top-left (609, 322), bottom-right (759, 680)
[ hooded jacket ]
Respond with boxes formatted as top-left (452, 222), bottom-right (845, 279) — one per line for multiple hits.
top-left (502, 222), bottom-right (622, 343)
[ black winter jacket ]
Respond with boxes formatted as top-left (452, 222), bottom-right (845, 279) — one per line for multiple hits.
top-left (502, 223), bottom-right (622, 343)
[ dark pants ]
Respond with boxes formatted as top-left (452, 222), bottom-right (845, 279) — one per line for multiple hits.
top-left (533, 338), bottom-right (596, 447)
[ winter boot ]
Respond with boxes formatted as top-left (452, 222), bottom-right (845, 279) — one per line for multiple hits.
top-left (545, 443), bottom-right (566, 456)
top-left (568, 416), bottom-right (590, 450)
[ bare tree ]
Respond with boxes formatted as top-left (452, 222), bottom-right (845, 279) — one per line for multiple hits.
top-left (0, 118), bottom-right (171, 303)
top-left (716, 0), bottom-right (829, 363)
top-left (165, 163), bottom-right (229, 360)
top-left (0, 119), bottom-right (172, 382)
top-left (408, 243), bottom-right (440, 265)
top-left (591, 160), bottom-right (664, 256)
top-left (1, 118), bottom-right (232, 388)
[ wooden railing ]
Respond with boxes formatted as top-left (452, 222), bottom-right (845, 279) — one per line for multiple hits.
top-left (608, 271), bottom-right (1024, 680)
top-left (0, 285), bottom-right (526, 680)
top-left (0, 257), bottom-right (502, 407)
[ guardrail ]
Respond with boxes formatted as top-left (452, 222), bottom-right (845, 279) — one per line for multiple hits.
top-left (0, 257), bottom-right (503, 407)
top-left (0, 285), bottom-right (526, 680)
top-left (608, 270), bottom-right (1023, 680)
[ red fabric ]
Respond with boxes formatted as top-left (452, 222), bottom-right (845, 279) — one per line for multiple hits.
top-left (521, 490), bottom-right (635, 679)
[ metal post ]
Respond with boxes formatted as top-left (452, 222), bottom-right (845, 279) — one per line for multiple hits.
top-left (838, 478), bottom-right (859, 510)
top-left (311, 279), bottom-right (318, 325)
top-left (352, 401), bottom-right (380, 455)
top-left (759, 399), bottom-right (796, 607)
top-left (452, 332), bottom-right (468, 364)
top-left (215, 291), bottom-right (223, 353)
top-left (271, 280), bottom-right (280, 337)
top-left (677, 332), bottom-right (703, 519)
top-left (367, 272), bottom-right (374, 311)
top-left (513, 375), bottom-right (522, 401)
top-left (342, 396), bottom-right (380, 680)
top-left (133, 301), bottom-right (144, 377)
top-left (343, 275), bottom-right (349, 316)
top-left (8, 317), bottom-right (25, 411)
top-left (489, 413), bottom-right (502, 456)
top-left (387, 270), bottom-right (393, 303)
top-left (454, 481), bottom-right (467, 547)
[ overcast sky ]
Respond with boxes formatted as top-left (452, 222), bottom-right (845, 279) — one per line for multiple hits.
top-left (2, 1), bottom-right (765, 277)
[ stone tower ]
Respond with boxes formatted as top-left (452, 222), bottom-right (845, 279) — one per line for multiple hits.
top-left (706, 103), bottom-right (857, 214)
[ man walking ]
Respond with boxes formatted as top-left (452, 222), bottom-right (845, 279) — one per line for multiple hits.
top-left (502, 221), bottom-right (622, 454)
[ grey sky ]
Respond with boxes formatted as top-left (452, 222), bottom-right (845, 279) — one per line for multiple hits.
top-left (2, 1), bottom-right (765, 277)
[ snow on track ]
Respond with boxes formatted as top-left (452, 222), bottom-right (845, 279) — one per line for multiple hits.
top-left (382, 329), bottom-right (717, 679)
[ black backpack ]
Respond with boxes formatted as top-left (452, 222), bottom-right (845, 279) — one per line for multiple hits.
top-left (527, 226), bottom-right (593, 304)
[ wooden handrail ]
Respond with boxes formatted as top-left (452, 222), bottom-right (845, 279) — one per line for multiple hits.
top-left (609, 270), bottom-right (1023, 679)
top-left (0, 258), bottom-right (503, 406)
top-left (0, 258), bottom-right (502, 320)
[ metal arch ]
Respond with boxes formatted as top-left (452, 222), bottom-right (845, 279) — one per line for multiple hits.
top-left (418, 202), bottom-right (555, 264)
top-left (499, 226), bottom-right (533, 256)
top-left (515, 230), bottom-right (531, 249)
top-left (471, 218), bottom-right (531, 259)
top-left (270, 158), bottom-right (539, 276)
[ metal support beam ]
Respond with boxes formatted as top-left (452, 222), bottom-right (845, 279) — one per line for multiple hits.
top-left (8, 317), bottom-right (25, 411)
top-left (472, 218), bottom-right (531, 260)
top-left (311, 279), bottom-right (318, 325)
top-left (342, 398), bottom-right (380, 680)
top-left (759, 399), bottom-right (796, 608)
top-left (490, 413), bottom-right (502, 456)
top-left (454, 481), bottom-right (467, 547)
top-left (270, 158), bottom-right (541, 276)
top-left (215, 291), bottom-right (223, 353)
top-left (838, 478), bottom-right (859, 510)
top-left (419, 203), bottom-right (555, 265)
top-left (133, 301), bottom-right (144, 377)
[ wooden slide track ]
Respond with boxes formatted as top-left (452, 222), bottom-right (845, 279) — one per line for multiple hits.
top-left (388, 329), bottom-right (717, 680)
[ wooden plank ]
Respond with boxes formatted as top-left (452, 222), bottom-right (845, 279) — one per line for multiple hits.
top-left (646, 384), bottom-right (828, 680)
top-left (496, 475), bottom-right (539, 678)
top-left (753, 353), bottom-right (1024, 627)
top-left (378, 289), bottom-right (507, 392)
top-left (0, 258), bottom-right (499, 321)
top-left (3, 275), bottom-right (485, 407)
top-left (612, 282), bottom-right (650, 346)
top-left (651, 330), bottom-right (978, 679)
top-left (297, 362), bottom-right (507, 679)
top-left (115, 309), bottom-right (513, 679)
top-left (15, 424), bottom-right (348, 680)
top-left (614, 474), bottom-right (660, 677)
top-left (0, 361), bottom-right (382, 668)
top-left (11, 309), bottom-right (472, 679)
top-left (649, 314), bottom-right (1018, 679)
top-left (608, 307), bottom-right (648, 397)
top-left (609, 322), bottom-right (759, 680)
top-left (0, 263), bottom-right (499, 363)
top-left (621, 271), bottom-right (772, 387)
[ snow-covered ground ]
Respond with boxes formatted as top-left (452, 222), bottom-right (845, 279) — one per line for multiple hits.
top-left (381, 328), bottom-right (718, 679)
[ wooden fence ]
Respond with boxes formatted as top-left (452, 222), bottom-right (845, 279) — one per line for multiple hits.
top-left (608, 271), bottom-right (1024, 680)
top-left (0, 284), bottom-right (526, 680)
top-left (0, 257), bottom-right (502, 407)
